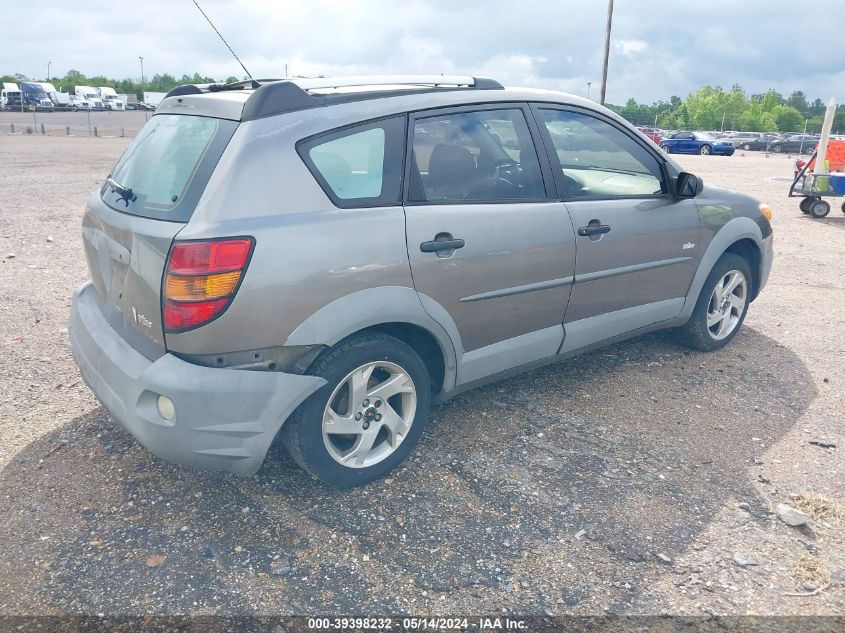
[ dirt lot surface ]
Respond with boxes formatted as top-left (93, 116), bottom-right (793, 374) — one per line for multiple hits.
top-left (0, 134), bottom-right (842, 618)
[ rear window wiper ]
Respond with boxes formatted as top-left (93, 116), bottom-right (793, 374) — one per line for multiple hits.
top-left (106, 176), bottom-right (138, 206)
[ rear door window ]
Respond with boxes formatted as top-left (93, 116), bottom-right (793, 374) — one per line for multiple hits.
top-left (298, 116), bottom-right (406, 207)
top-left (102, 114), bottom-right (237, 222)
top-left (408, 107), bottom-right (546, 202)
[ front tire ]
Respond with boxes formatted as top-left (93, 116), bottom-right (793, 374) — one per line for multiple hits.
top-left (282, 333), bottom-right (431, 487)
top-left (742, 143), bottom-right (752, 150)
top-left (700, 144), bottom-right (712, 155)
top-left (677, 253), bottom-right (752, 352)
top-left (661, 144), bottom-right (671, 154)
top-left (809, 199), bottom-right (831, 218)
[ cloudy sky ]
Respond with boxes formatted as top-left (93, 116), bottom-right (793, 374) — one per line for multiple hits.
top-left (2, 0), bottom-right (844, 104)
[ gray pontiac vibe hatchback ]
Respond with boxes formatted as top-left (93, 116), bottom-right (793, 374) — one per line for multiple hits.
top-left (69, 75), bottom-right (774, 486)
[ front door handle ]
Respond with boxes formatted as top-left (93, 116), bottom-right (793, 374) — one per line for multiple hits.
top-left (577, 224), bottom-right (611, 237)
top-left (420, 236), bottom-right (465, 253)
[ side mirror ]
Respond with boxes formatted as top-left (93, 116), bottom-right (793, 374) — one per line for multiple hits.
top-left (677, 172), bottom-right (704, 198)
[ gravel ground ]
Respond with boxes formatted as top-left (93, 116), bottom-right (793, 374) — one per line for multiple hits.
top-left (0, 134), bottom-right (842, 618)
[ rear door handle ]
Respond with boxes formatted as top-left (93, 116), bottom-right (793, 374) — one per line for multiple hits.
top-left (420, 238), bottom-right (465, 253)
top-left (577, 225), bottom-right (611, 237)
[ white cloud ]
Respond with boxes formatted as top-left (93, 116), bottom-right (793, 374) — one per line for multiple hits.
top-left (1, 0), bottom-right (843, 104)
top-left (616, 39), bottom-right (648, 56)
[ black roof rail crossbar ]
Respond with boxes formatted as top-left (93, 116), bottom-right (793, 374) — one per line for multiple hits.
top-left (473, 77), bottom-right (504, 90)
top-left (241, 81), bottom-right (323, 121)
top-left (163, 84), bottom-right (206, 98)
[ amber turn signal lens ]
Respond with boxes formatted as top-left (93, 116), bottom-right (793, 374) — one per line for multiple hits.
top-left (759, 203), bottom-right (773, 221)
top-left (165, 271), bottom-right (241, 302)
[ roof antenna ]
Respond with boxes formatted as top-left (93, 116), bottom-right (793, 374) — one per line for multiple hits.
top-left (191, 0), bottom-right (253, 79)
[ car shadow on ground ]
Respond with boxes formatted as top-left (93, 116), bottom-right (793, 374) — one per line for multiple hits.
top-left (0, 327), bottom-right (816, 615)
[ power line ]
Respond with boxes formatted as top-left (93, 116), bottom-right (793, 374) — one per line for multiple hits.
top-left (191, 0), bottom-right (252, 79)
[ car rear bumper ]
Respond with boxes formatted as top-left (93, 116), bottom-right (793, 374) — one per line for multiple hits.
top-left (69, 282), bottom-right (326, 476)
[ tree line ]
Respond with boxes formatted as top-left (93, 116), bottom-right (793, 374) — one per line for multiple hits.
top-left (607, 84), bottom-right (844, 134)
top-left (2, 70), bottom-right (842, 133)
top-left (0, 69), bottom-right (242, 100)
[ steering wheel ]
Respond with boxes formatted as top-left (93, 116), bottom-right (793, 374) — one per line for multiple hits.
top-left (485, 157), bottom-right (520, 180)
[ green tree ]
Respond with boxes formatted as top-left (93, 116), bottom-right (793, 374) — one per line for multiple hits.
top-left (787, 91), bottom-right (808, 115)
top-left (771, 105), bottom-right (804, 132)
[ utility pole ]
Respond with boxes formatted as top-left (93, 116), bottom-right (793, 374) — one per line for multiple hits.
top-left (586, 82), bottom-right (592, 100)
top-left (47, 61), bottom-right (51, 81)
top-left (599, 0), bottom-right (614, 105)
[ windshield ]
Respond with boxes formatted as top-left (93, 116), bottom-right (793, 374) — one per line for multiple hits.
top-left (24, 86), bottom-right (48, 98)
top-left (103, 114), bottom-right (237, 221)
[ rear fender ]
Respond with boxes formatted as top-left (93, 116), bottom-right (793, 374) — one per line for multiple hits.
top-left (284, 287), bottom-right (460, 393)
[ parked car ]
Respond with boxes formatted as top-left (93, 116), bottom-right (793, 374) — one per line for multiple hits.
top-left (69, 76), bottom-right (774, 486)
top-left (637, 126), bottom-right (662, 144)
top-left (728, 132), bottom-right (763, 146)
top-left (736, 134), bottom-right (782, 151)
top-left (768, 135), bottom-right (819, 154)
top-left (660, 131), bottom-right (736, 155)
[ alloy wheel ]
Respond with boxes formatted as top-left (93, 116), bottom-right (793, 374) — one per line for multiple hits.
top-left (706, 270), bottom-right (747, 340)
top-left (322, 361), bottom-right (417, 468)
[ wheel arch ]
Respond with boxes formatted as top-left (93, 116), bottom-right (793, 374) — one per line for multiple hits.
top-left (724, 238), bottom-right (763, 300)
top-left (284, 287), bottom-right (459, 396)
top-left (356, 322), bottom-right (446, 397)
top-left (681, 217), bottom-right (764, 321)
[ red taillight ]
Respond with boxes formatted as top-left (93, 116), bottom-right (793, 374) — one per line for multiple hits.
top-left (163, 237), bottom-right (254, 333)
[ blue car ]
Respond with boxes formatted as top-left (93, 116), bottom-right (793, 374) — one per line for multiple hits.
top-left (660, 131), bottom-right (735, 156)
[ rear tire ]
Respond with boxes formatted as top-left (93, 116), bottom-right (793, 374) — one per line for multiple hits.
top-left (677, 253), bottom-right (752, 352)
top-left (799, 197), bottom-right (815, 213)
top-left (742, 143), bottom-right (752, 150)
top-left (282, 333), bottom-right (431, 487)
top-left (661, 144), bottom-right (671, 154)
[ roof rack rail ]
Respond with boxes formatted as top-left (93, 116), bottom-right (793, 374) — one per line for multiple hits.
top-left (163, 75), bottom-right (504, 121)
top-left (241, 75), bottom-right (503, 121)
top-left (288, 75), bottom-right (503, 91)
top-left (164, 78), bottom-right (270, 98)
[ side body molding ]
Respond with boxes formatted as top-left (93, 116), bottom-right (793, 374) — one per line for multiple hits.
top-left (284, 286), bottom-right (460, 393)
top-left (679, 216), bottom-right (764, 321)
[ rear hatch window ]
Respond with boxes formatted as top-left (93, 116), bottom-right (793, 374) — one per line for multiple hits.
top-left (101, 114), bottom-right (237, 222)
